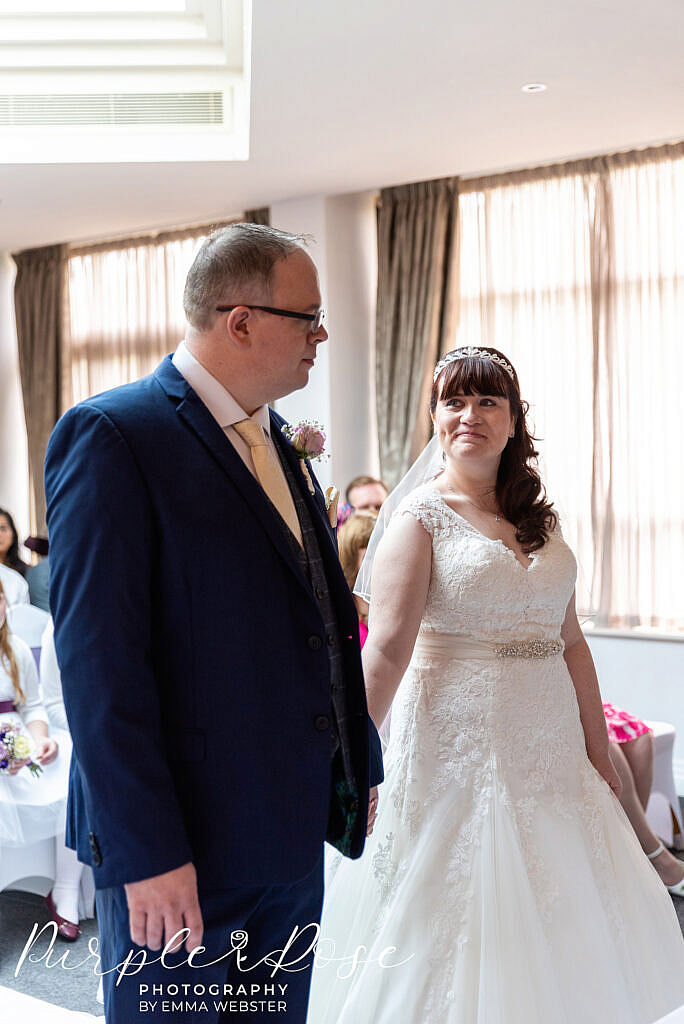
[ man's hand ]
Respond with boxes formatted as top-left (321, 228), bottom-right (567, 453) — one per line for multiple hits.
top-left (124, 862), bottom-right (203, 953)
top-left (367, 787), bottom-right (378, 836)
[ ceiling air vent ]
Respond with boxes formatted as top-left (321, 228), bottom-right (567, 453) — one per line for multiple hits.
top-left (0, 92), bottom-right (224, 127)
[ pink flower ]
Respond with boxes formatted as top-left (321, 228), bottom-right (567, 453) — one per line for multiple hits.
top-left (283, 421), bottom-right (328, 460)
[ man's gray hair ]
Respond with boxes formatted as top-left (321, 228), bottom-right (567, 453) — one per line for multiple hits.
top-left (183, 222), bottom-right (309, 331)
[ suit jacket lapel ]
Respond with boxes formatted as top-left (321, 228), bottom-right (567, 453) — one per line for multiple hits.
top-left (270, 411), bottom-right (337, 553)
top-left (154, 358), bottom-right (310, 590)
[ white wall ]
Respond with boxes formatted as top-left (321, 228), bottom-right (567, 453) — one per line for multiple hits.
top-left (325, 191), bottom-right (379, 492)
top-left (270, 191), bottom-right (379, 495)
top-left (0, 252), bottom-right (30, 551)
top-left (586, 633), bottom-right (684, 793)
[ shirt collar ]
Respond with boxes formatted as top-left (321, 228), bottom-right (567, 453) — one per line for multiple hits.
top-left (172, 341), bottom-right (270, 435)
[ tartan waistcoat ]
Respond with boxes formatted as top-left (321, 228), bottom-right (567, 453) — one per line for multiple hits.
top-left (278, 452), bottom-right (361, 855)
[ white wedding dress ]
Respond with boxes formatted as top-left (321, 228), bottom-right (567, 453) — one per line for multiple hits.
top-left (307, 484), bottom-right (684, 1024)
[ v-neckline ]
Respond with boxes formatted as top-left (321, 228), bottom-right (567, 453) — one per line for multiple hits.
top-left (430, 485), bottom-right (537, 573)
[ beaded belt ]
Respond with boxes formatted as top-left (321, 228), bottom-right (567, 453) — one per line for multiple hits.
top-left (413, 632), bottom-right (564, 661)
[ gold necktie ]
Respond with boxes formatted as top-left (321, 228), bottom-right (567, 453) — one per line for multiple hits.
top-left (233, 419), bottom-right (304, 548)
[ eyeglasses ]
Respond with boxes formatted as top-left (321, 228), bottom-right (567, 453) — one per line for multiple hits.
top-left (215, 304), bottom-right (325, 333)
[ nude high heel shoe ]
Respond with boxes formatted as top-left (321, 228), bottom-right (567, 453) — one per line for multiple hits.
top-left (647, 842), bottom-right (684, 897)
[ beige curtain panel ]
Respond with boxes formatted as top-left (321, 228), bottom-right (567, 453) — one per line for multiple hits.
top-left (452, 140), bottom-right (684, 629)
top-left (12, 244), bottom-right (66, 535)
top-left (375, 177), bottom-right (458, 488)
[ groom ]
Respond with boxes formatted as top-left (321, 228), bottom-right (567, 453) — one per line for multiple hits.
top-left (45, 223), bottom-right (383, 1022)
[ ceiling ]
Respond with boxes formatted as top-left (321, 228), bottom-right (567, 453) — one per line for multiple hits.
top-left (1, 0), bottom-right (683, 251)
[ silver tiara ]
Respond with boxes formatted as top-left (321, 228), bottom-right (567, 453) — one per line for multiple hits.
top-left (433, 346), bottom-right (515, 383)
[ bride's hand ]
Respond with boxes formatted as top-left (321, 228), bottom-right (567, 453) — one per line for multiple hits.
top-left (34, 737), bottom-right (58, 765)
top-left (590, 753), bottom-right (622, 799)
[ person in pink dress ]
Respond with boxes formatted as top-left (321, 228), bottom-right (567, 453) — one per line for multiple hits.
top-left (605, 702), bottom-right (684, 894)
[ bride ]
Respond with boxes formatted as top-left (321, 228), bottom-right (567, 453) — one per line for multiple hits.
top-left (307, 346), bottom-right (684, 1024)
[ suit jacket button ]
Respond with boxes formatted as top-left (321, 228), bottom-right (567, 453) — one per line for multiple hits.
top-left (307, 635), bottom-right (322, 651)
top-left (314, 715), bottom-right (330, 731)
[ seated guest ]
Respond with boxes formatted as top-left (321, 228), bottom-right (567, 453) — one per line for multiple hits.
top-left (0, 582), bottom-right (81, 939)
top-left (605, 701), bottom-right (684, 896)
top-left (0, 508), bottom-right (30, 577)
top-left (345, 475), bottom-right (389, 514)
top-left (0, 563), bottom-right (29, 608)
top-left (338, 511), bottom-right (377, 648)
top-left (25, 536), bottom-right (50, 613)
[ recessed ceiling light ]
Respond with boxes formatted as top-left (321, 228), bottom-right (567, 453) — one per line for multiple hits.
top-left (522, 83), bottom-right (547, 93)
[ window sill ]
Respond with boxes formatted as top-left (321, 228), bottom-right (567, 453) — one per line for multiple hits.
top-left (582, 626), bottom-right (684, 643)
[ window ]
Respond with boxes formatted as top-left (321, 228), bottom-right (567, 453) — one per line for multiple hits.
top-left (451, 147), bottom-right (684, 631)
top-left (63, 229), bottom-right (211, 408)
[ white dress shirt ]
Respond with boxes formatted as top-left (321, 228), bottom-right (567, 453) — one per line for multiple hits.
top-left (172, 341), bottom-right (276, 478)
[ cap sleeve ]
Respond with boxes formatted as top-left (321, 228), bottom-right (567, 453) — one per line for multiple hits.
top-left (393, 486), bottom-right (445, 537)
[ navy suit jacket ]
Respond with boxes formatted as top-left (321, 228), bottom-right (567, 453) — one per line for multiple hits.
top-left (45, 356), bottom-right (383, 891)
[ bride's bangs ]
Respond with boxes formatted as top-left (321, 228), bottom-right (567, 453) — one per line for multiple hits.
top-left (438, 356), bottom-right (511, 401)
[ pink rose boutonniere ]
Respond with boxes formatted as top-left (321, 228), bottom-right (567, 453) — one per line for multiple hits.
top-left (281, 420), bottom-right (329, 497)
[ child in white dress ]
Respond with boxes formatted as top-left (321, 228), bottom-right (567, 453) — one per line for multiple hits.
top-left (0, 581), bottom-right (82, 939)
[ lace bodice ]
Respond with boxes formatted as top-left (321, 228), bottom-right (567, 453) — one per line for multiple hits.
top-left (394, 483), bottom-right (577, 642)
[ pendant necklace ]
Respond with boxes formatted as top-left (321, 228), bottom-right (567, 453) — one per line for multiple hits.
top-left (463, 496), bottom-right (502, 522)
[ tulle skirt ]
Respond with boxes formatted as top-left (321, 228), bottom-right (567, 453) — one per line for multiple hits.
top-left (308, 652), bottom-right (684, 1024)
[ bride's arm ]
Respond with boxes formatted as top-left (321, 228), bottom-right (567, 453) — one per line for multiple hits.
top-left (362, 514), bottom-right (432, 730)
top-left (561, 591), bottom-right (621, 797)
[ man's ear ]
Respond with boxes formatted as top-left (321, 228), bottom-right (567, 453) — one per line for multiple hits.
top-left (222, 307), bottom-right (253, 350)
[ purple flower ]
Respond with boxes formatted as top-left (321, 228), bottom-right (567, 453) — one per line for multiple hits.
top-left (0, 742), bottom-right (6, 760)
top-left (0, 760), bottom-right (8, 770)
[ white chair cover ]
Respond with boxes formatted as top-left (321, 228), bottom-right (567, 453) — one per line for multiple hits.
top-left (7, 603), bottom-right (50, 647)
top-left (646, 720), bottom-right (684, 850)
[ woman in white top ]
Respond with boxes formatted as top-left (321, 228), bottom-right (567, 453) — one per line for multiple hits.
top-left (0, 581), bottom-right (81, 939)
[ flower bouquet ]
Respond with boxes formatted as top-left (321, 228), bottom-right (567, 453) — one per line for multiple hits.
top-left (0, 721), bottom-right (42, 776)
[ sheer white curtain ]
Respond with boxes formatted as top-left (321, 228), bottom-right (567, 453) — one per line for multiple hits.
top-left (450, 144), bottom-right (684, 631)
top-left (606, 155), bottom-right (684, 629)
top-left (455, 172), bottom-right (596, 614)
top-left (62, 230), bottom-right (211, 409)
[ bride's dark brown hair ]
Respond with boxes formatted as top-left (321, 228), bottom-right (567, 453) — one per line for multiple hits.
top-left (430, 347), bottom-right (557, 552)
